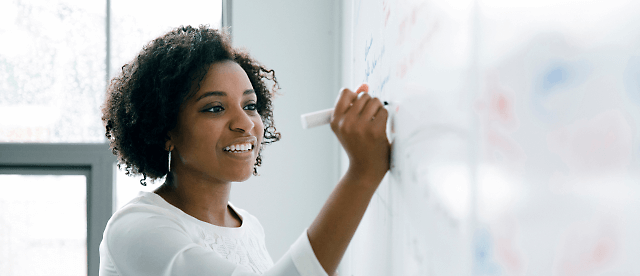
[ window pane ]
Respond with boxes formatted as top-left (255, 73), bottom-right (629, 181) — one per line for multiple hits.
top-left (0, 174), bottom-right (87, 276)
top-left (110, 0), bottom-right (222, 80)
top-left (0, 0), bottom-right (106, 143)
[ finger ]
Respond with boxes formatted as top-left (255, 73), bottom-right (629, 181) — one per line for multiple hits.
top-left (360, 97), bottom-right (384, 122)
top-left (373, 106), bottom-right (388, 125)
top-left (333, 88), bottom-right (357, 118)
top-left (371, 107), bottom-right (389, 134)
top-left (347, 92), bottom-right (372, 118)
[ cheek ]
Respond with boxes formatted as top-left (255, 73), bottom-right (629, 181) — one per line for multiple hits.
top-left (253, 115), bottom-right (264, 132)
top-left (177, 122), bottom-right (221, 156)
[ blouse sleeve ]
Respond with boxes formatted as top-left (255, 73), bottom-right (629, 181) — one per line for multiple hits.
top-left (100, 206), bottom-right (328, 276)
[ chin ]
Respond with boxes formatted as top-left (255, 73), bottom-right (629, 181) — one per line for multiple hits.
top-left (234, 174), bottom-right (253, 182)
top-left (228, 168), bottom-right (255, 183)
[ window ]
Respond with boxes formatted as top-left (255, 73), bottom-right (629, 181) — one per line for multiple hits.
top-left (0, 1), bottom-right (224, 275)
top-left (0, 0), bottom-right (106, 143)
top-left (0, 0), bottom-right (223, 143)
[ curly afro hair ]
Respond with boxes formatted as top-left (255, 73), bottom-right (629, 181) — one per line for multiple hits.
top-left (102, 25), bottom-right (281, 185)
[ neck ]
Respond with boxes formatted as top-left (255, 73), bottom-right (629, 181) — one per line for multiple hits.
top-left (155, 171), bottom-right (241, 227)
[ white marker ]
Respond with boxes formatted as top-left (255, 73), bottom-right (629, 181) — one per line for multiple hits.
top-left (300, 101), bottom-right (391, 129)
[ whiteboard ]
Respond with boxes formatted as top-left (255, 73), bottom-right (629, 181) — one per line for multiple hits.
top-left (344, 0), bottom-right (640, 275)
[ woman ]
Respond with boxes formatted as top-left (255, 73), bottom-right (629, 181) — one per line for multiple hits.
top-left (100, 25), bottom-right (389, 276)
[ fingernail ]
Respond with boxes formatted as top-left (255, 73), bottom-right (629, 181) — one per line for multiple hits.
top-left (355, 83), bottom-right (369, 94)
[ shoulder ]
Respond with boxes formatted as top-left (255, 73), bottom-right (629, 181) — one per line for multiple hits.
top-left (103, 192), bottom-right (192, 247)
top-left (100, 193), bottom-right (248, 275)
top-left (108, 192), bottom-right (183, 224)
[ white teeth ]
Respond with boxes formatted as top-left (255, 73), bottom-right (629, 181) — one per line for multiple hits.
top-left (224, 143), bottom-right (253, 152)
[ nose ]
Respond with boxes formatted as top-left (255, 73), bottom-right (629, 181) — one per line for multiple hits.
top-left (228, 107), bottom-right (255, 133)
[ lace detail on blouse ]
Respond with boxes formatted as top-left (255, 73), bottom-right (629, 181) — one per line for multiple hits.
top-left (199, 229), bottom-right (274, 274)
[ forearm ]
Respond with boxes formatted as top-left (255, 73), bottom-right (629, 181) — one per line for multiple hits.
top-left (307, 168), bottom-right (383, 275)
top-left (307, 85), bottom-right (390, 275)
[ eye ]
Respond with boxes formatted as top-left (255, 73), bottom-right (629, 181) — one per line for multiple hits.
top-left (205, 105), bottom-right (224, 113)
top-left (244, 103), bottom-right (257, 111)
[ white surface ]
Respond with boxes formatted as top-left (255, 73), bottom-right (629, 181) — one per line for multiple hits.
top-left (343, 0), bottom-right (640, 275)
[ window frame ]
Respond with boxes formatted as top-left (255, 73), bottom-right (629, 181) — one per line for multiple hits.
top-left (0, 143), bottom-right (115, 276)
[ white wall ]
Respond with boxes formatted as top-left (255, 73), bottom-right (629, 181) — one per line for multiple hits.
top-left (229, 0), bottom-right (342, 261)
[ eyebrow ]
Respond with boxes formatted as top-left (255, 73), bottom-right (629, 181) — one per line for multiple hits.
top-left (196, 89), bottom-right (256, 102)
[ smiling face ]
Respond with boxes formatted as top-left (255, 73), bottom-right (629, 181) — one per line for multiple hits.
top-left (167, 61), bottom-right (264, 183)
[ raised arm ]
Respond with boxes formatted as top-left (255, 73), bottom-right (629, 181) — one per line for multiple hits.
top-left (307, 85), bottom-right (391, 275)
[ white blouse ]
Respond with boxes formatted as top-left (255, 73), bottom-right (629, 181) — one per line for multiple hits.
top-left (99, 192), bottom-right (328, 276)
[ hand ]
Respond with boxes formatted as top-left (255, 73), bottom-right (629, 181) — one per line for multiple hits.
top-left (330, 84), bottom-right (390, 185)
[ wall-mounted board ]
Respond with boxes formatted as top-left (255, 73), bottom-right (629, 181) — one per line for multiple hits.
top-left (344, 0), bottom-right (640, 275)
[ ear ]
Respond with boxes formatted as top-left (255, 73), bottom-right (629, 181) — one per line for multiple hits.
top-left (165, 131), bottom-right (175, 151)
